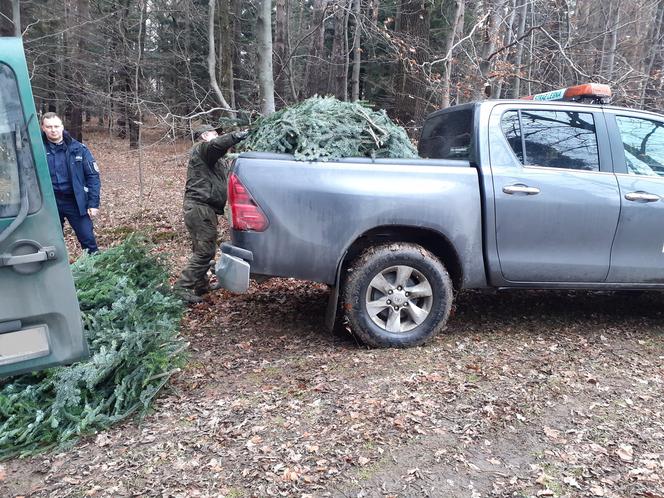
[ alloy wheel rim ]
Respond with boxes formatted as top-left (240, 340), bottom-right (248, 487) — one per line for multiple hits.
top-left (364, 265), bottom-right (433, 333)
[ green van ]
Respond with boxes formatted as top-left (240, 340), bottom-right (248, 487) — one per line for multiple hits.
top-left (0, 37), bottom-right (87, 377)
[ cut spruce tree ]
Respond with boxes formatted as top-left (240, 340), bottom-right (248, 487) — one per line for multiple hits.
top-left (0, 236), bottom-right (186, 460)
top-left (238, 96), bottom-right (418, 161)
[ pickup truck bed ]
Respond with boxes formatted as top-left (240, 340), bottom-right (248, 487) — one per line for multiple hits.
top-left (230, 152), bottom-right (486, 288)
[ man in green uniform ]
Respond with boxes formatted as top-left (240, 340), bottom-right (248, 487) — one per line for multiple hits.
top-left (175, 124), bottom-right (248, 304)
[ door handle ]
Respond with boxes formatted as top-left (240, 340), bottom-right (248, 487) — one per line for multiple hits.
top-left (0, 246), bottom-right (56, 268)
top-left (503, 184), bottom-right (540, 195)
top-left (624, 191), bottom-right (660, 202)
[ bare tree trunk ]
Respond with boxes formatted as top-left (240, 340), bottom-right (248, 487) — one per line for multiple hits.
top-left (11, 0), bottom-right (19, 35)
top-left (370, 0), bottom-right (379, 22)
top-left (231, 0), bottom-right (242, 107)
top-left (342, 1), bottom-right (351, 101)
top-left (0, 1), bottom-right (11, 35)
top-left (395, 0), bottom-right (401, 31)
top-left (394, 0), bottom-right (432, 125)
top-left (274, 0), bottom-right (289, 107)
top-left (116, 0), bottom-right (132, 142)
top-left (208, 0), bottom-right (232, 111)
top-left (475, 0), bottom-right (504, 100)
top-left (134, 0), bottom-right (146, 199)
top-left (286, 0), bottom-right (299, 100)
top-left (350, 0), bottom-right (362, 101)
top-left (495, 0), bottom-right (517, 99)
top-left (641, 0), bottom-right (664, 108)
top-left (303, 0), bottom-right (329, 98)
top-left (526, 2), bottom-right (534, 95)
top-left (63, 0), bottom-right (83, 141)
top-left (296, 0), bottom-right (304, 30)
top-left (128, 0), bottom-right (147, 149)
top-left (256, 0), bottom-right (276, 115)
top-left (598, 3), bottom-right (610, 77)
top-left (329, 1), bottom-right (348, 99)
top-left (185, 0), bottom-right (192, 107)
top-left (219, 0), bottom-right (236, 110)
top-left (441, 0), bottom-right (465, 108)
top-left (106, 59), bottom-right (112, 142)
top-left (48, 64), bottom-right (57, 112)
top-left (0, 0), bottom-right (18, 35)
top-left (511, 0), bottom-right (527, 97)
top-left (605, 2), bottom-right (619, 81)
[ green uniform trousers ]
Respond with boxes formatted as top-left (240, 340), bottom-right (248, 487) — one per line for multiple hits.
top-left (175, 201), bottom-right (219, 293)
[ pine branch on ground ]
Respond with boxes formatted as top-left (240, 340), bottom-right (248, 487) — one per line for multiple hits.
top-left (237, 96), bottom-right (418, 161)
top-left (0, 235), bottom-right (186, 460)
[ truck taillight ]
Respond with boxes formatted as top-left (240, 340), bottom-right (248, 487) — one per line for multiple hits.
top-left (228, 173), bottom-right (269, 232)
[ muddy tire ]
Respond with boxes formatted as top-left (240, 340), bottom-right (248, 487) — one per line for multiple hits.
top-left (343, 243), bottom-right (453, 348)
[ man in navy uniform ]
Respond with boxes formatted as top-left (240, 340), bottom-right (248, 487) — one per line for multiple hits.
top-left (41, 112), bottom-right (101, 253)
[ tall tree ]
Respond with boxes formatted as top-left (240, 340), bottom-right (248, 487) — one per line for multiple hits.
top-left (494, 0), bottom-right (517, 99)
top-left (474, 0), bottom-right (505, 100)
top-left (511, 0), bottom-right (528, 98)
top-left (394, 0), bottom-right (432, 125)
top-left (329, 0), bottom-right (349, 100)
top-left (61, 0), bottom-right (90, 141)
top-left (208, 0), bottom-right (232, 111)
top-left (441, 0), bottom-right (465, 108)
top-left (274, 0), bottom-right (291, 106)
top-left (350, 0), bottom-right (362, 101)
top-left (256, 0), bottom-right (275, 115)
top-left (303, 0), bottom-right (329, 98)
top-left (640, 0), bottom-right (664, 109)
top-left (0, 0), bottom-right (18, 36)
top-left (219, 0), bottom-right (236, 110)
top-left (129, 0), bottom-right (147, 148)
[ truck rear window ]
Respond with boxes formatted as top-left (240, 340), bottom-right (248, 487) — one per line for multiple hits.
top-left (418, 108), bottom-right (474, 160)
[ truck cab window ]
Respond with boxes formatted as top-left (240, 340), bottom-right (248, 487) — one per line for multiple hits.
top-left (501, 110), bottom-right (599, 172)
top-left (419, 108), bottom-right (473, 160)
top-left (0, 63), bottom-right (40, 218)
top-left (500, 111), bottom-right (524, 163)
top-left (615, 116), bottom-right (664, 177)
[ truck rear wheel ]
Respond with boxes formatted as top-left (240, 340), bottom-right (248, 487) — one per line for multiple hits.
top-left (343, 243), bottom-right (453, 348)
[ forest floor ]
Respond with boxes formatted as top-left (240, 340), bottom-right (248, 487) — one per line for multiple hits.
top-left (1, 131), bottom-right (664, 498)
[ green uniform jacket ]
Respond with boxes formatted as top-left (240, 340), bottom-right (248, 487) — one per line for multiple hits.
top-left (184, 132), bottom-right (242, 214)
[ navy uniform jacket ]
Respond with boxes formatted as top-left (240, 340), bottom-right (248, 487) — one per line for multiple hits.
top-left (42, 131), bottom-right (101, 216)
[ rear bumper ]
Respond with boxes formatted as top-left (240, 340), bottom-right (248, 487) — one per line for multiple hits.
top-left (214, 243), bottom-right (253, 293)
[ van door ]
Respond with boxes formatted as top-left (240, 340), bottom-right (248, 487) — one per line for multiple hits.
top-left (0, 38), bottom-right (87, 377)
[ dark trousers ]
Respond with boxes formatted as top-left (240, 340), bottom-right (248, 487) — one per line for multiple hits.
top-left (175, 201), bottom-right (218, 292)
top-left (55, 194), bottom-right (98, 253)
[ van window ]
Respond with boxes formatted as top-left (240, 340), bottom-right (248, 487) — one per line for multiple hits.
top-left (501, 109), bottom-right (600, 171)
top-left (0, 63), bottom-right (41, 218)
top-left (419, 108), bottom-right (474, 160)
top-left (0, 132), bottom-right (20, 212)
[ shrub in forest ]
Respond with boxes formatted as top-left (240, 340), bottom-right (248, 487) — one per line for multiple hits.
top-left (238, 96), bottom-right (418, 161)
top-left (0, 235), bottom-right (186, 460)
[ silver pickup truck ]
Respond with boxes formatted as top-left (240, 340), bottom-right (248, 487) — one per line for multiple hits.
top-left (216, 97), bottom-right (664, 348)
